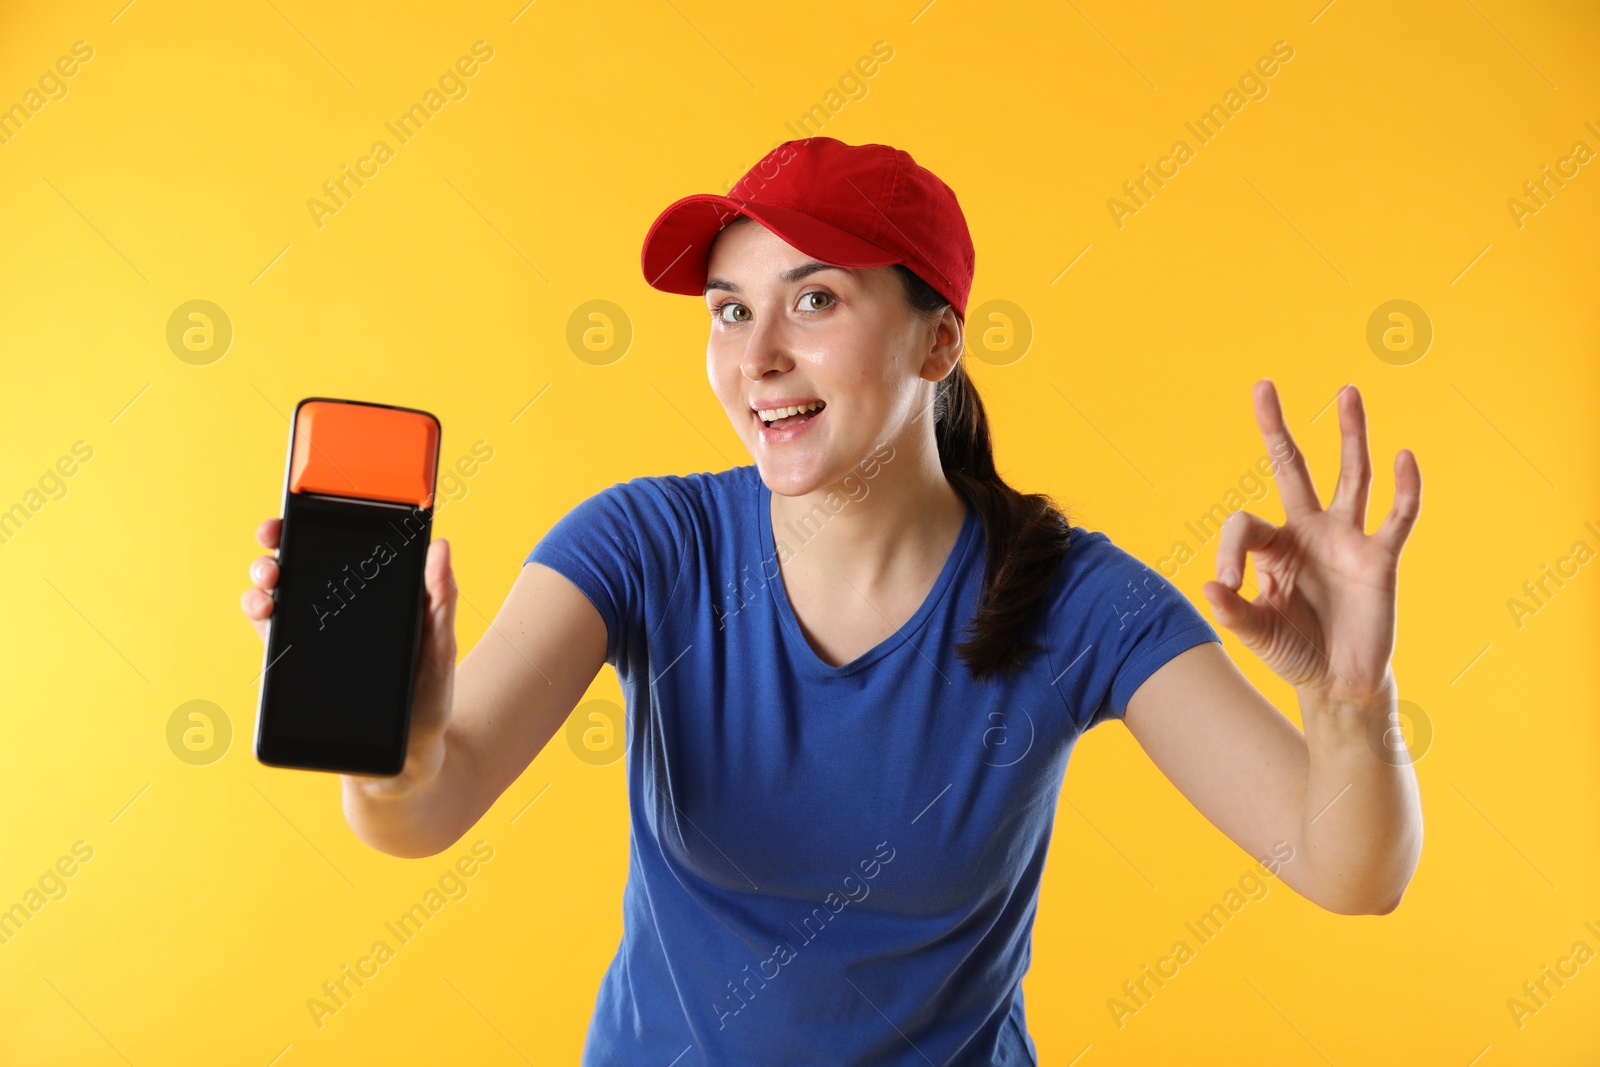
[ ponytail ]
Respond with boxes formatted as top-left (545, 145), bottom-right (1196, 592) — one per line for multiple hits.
top-left (894, 266), bottom-right (1075, 683)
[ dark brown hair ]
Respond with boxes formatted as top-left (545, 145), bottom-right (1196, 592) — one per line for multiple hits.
top-left (892, 264), bottom-right (1076, 683)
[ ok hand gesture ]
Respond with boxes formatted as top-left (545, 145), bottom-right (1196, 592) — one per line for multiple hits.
top-left (1200, 381), bottom-right (1422, 705)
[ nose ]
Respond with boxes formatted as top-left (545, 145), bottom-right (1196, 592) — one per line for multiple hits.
top-left (736, 313), bottom-right (795, 382)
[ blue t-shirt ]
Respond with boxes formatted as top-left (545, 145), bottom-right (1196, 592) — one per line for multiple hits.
top-left (524, 464), bottom-right (1220, 1066)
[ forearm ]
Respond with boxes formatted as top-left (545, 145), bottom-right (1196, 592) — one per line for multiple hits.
top-left (340, 732), bottom-right (484, 859)
top-left (1294, 674), bottom-right (1423, 914)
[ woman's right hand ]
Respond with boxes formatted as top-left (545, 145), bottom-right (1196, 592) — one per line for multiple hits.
top-left (240, 517), bottom-right (460, 796)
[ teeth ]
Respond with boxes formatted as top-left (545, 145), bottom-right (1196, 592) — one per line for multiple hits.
top-left (755, 401), bottom-right (822, 422)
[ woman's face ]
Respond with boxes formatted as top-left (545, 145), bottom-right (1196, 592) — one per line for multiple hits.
top-left (703, 217), bottom-right (958, 498)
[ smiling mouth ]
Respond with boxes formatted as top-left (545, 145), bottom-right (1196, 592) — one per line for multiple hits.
top-left (755, 401), bottom-right (826, 430)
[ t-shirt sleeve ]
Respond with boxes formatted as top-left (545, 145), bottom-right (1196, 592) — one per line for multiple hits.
top-left (523, 477), bottom-right (691, 668)
top-left (1046, 529), bottom-right (1223, 732)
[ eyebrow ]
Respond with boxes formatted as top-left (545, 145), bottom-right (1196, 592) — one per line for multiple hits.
top-left (704, 261), bottom-right (849, 296)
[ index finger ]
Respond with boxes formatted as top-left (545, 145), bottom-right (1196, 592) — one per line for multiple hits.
top-left (1253, 380), bottom-right (1322, 518)
top-left (256, 517), bottom-right (281, 550)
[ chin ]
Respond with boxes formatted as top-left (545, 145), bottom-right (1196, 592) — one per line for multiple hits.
top-left (752, 451), bottom-right (841, 499)
top-left (742, 405), bottom-right (878, 497)
top-left (754, 460), bottom-right (818, 499)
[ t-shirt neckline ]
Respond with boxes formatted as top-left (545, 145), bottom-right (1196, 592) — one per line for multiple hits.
top-left (756, 468), bottom-right (980, 679)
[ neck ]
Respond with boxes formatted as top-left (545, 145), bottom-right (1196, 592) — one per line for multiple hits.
top-left (768, 426), bottom-right (969, 590)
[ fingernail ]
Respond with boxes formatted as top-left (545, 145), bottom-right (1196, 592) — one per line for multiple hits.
top-left (1221, 568), bottom-right (1239, 588)
top-left (251, 560), bottom-right (269, 583)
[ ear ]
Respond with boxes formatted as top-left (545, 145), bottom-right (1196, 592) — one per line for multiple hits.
top-left (918, 307), bottom-right (964, 383)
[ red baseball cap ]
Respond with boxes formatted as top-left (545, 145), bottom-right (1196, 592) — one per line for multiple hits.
top-left (640, 136), bottom-right (975, 322)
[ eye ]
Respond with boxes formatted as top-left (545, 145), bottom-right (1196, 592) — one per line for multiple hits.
top-left (798, 291), bottom-right (834, 312)
top-left (712, 300), bottom-right (751, 324)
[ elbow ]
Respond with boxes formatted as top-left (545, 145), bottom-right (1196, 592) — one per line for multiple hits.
top-left (1314, 892), bottom-right (1403, 917)
top-left (1371, 869), bottom-right (1416, 915)
top-left (1371, 869), bottom-right (1418, 915)
top-left (1364, 827), bottom-right (1424, 916)
top-left (1317, 823), bottom-right (1423, 916)
top-left (340, 787), bottom-right (468, 860)
top-left (365, 835), bottom-right (457, 861)
top-left (349, 816), bottom-right (468, 859)
top-left (1316, 875), bottom-right (1413, 917)
top-left (1366, 889), bottom-right (1405, 917)
top-left (339, 742), bottom-right (478, 859)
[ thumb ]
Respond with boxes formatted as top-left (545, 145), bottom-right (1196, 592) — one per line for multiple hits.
top-left (1201, 578), bottom-right (1274, 648)
top-left (422, 537), bottom-right (458, 666)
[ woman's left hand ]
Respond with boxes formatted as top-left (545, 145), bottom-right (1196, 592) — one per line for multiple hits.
top-left (1200, 380), bottom-right (1422, 705)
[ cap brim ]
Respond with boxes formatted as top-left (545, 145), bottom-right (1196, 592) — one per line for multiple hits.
top-left (641, 193), bottom-right (904, 298)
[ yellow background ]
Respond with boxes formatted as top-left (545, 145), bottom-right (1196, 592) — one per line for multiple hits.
top-left (2, 0), bottom-right (1597, 1062)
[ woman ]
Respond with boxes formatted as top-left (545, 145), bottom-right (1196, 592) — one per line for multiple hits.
top-left (240, 136), bottom-right (1423, 1065)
